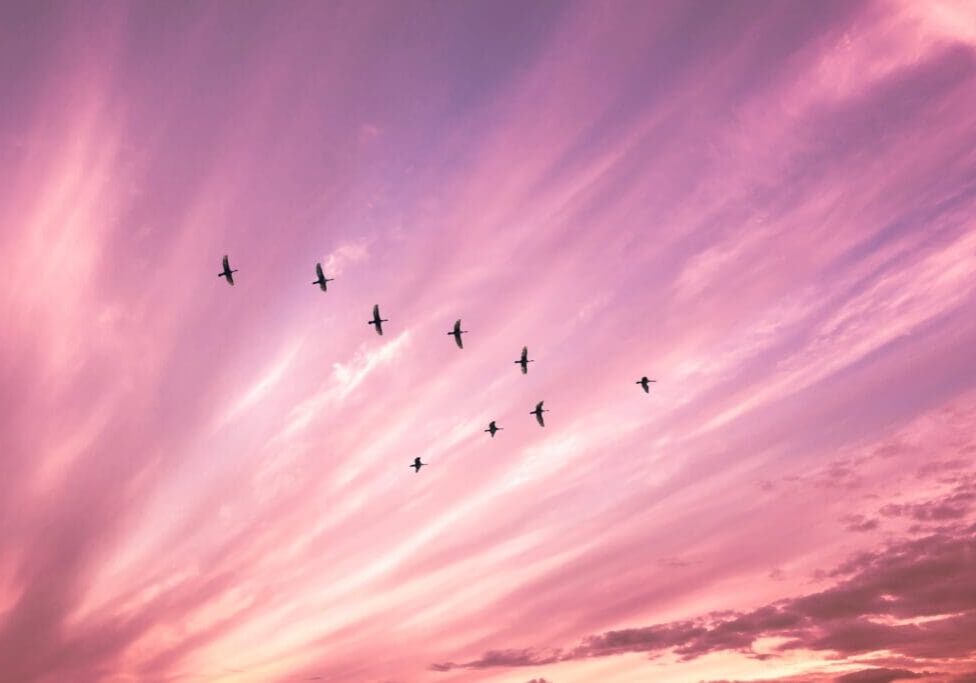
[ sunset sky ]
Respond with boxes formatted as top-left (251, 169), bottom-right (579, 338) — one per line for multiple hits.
top-left (1, 1), bottom-right (975, 682)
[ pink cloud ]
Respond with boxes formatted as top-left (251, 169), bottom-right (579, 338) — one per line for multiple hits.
top-left (1, 2), bottom-right (976, 682)
top-left (432, 520), bottom-right (976, 672)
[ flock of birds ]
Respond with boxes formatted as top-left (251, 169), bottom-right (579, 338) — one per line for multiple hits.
top-left (219, 255), bottom-right (656, 473)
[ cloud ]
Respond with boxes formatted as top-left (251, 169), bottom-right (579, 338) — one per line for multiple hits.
top-left (833, 668), bottom-right (928, 683)
top-left (4, 2), bottom-right (976, 682)
top-left (841, 514), bottom-right (881, 533)
top-left (879, 485), bottom-right (975, 523)
top-left (322, 241), bottom-right (370, 278)
top-left (702, 668), bottom-right (976, 683)
top-left (433, 522), bottom-right (976, 671)
top-left (701, 669), bottom-right (932, 683)
top-left (431, 649), bottom-right (563, 672)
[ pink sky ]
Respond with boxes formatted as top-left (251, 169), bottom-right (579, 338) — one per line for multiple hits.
top-left (1, 1), bottom-right (975, 681)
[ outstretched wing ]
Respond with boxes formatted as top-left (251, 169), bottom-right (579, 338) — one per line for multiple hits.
top-left (535, 410), bottom-right (545, 427)
top-left (454, 332), bottom-right (463, 349)
top-left (316, 262), bottom-right (325, 282)
top-left (226, 270), bottom-right (234, 285)
top-left (521, 346), bottom-right (528, 362)
top-left (222, 255), bottom-right (230, 272)
top-left (370, 305), bottom-right (384, 334)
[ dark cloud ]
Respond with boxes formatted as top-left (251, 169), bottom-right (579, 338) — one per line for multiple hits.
top-left (833, 667), bottom-right (928, 682)
top-left (701, 670), bottom-right (976, 683)
top-left (433, 526), bottom-right (976, 672)
top-left (916, 458), bottom-right (970, 479)
top-left (700, 669), bottom-right (929, 683)
top-left (842, 514), bottom-right (880, 532)
top-left (431, 649), bottom-right (562, 672)
top-left (815, 461), bottom-right (864, 489)
top-left (879, 486), bottom-right (975, 523)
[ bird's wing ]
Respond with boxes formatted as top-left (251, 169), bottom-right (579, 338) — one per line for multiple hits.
top-left (454, 319), bottom-right (461, 334)
top-left (226, 271), bottom-right (234, 285)
top-left (521, 346), bottom-right (528, 361)
top-left (536, 412), bottom-right (545, 427)
top-left (372, 304), bottom-right (380, 320)
top-left (536, 401), bottom-right (544, 411)
top-left (222, 255), bottom-right (230, 271)
top-left (316, 263), bottom-right (324, 279)
top-left (455, 334), bottom-right (463, 349)
top-left (376, 320), bottom-right (384, 335)
top-left (521, 362), bottom-right (527, 374)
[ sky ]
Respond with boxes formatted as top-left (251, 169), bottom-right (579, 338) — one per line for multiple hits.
top-left (1, 1), bottom-right (975, 681)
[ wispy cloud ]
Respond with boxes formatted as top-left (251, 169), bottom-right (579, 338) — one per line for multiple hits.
top-left (1, 1), bottom-right (975, 681)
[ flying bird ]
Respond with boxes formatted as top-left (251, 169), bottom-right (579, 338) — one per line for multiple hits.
top-left (514, 346), bottom-right (534, 374)
top-left (410, 457), bottom-right (426, 473)
top-left (637, 376), bottom-right (657, 393)
top-left (531, 401), bottom-right (548, 427)
top-left (485, 420), bottom-right (502, 437)
top-left (448, 319), bottom-right (467, 349)
top-left (369, 304), bottom-right (388, 336)
top-left (312, 263), bottom-right (334, 291)
top-left (218, 255), bottom-right (237, 285)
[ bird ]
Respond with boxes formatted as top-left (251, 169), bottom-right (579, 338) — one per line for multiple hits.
top-left (369, 304), bottom-right (388, 336)
top-left (531, 401), bottom-right (548, 427)
top-left (218, 255), bottom-right (237, 285)
top-left (410, 457), bottom-right (426, 473)
top-left (448, 319), bottom-right (467, 349)
top-left (312, 263), bottom-right (334, 291)
top-left (514, 346), bottom-right (534, 374)
top-left (485, 420), bottom-right (502, 437)
top-left (637, 376), bottom-right (657, 393)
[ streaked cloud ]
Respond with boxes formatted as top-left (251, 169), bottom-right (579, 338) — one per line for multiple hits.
top-left (1, 2), bottom-right (974, 682)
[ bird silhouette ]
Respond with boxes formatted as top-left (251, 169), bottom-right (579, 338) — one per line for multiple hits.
top-left (515, 346), bottom-right (534, 374)
top-left (369, 304), bottom-right (388, 335)
top-left (312, 263), bottom-right (334, 291)
top-left (637, 376), bottom-right (657, 393)
top-left (448, 319), bottom-right (467, 349)
top-left (218, 255), bottom-right (237, 285)
top-left (485, 420), bottom-right (502, 437)
top-left (531, 401), bottom-right (548, 427)
top-left (410, 457), bottom-right (426, 473)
